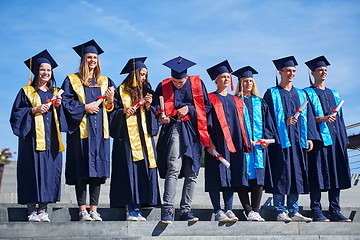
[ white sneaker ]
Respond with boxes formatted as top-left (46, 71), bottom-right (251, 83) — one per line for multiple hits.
top-left (79, 210), bottom-right (93, 221)
top-left (38, 212), bottom-right (50, 222)
top-left (215, 210), bottom-right (230, 222)
top-left (89, 210), bottom-right (102, 221)
top-left (245, 210), bottom-right (265, 221)
top-left (277, 212), bottom-right (292, 222)
top-left (28, 212), bottom-right (40, 222)
top-left (225, 210), bottom-right (238, 221)
top-left (290, 212), bottom-right (312, 222)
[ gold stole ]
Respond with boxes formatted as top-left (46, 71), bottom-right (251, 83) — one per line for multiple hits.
top-left (67, 74), bottom-right (109, 139)
top-left (119, 84), bottom-right (156, 168)
top-left (22, 86), bottom-right (65, 152)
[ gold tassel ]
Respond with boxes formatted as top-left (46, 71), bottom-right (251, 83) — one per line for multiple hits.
top-left (132, 71), bottom-right (138, 87)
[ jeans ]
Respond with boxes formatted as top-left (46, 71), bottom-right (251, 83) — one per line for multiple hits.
top-left (310, 188), bottom-right (340, 213)
top-left (163, 123), bottom-right (197, 214)
top-left (209, 188), bottom-right (234, 213)
top-left (273, 194), bottom-right (299, 216)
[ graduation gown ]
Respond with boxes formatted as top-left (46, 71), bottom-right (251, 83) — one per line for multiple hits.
top-left (155, 77), bottom-right (212, 179)
top-left (305, 87), bottom-right (351, 191)
top-left (205, 93), bottom-right (249, 192)
top-left (10, 88), bottom-right (64, 204)
top-left (242, 96), bottom-right (278, 188)
top-left (109, 84), bottom-right (160, 207)
top-left (61, 76), bottom-right (115, 185)
top-left (263, 85), bottom-right (320, 195)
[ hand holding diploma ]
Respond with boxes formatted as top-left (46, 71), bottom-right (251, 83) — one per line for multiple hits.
top-left (212, 149), bottom-right (230, 168)
top-left (94, 86), bottom-right (115, 107)
top-left (46, 89), bottom-right (64, 107)
top-left (330, 100), bottom-right (344, 116)
top-left (293, 100), bottom-right (308, 119)
top-left (159, 96), bottom-right (166, 118)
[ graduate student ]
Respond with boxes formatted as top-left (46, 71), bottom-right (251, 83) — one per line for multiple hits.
top-left (304, 56), bottom-right (351, 222)
top-left (10, 50), bottom-right (65, 222)
top-left (205, 61), bottom-right (250, 222)
top-left (61, 40), bottom-right (115, 221)
top-left (233, 66), bottom-right (278, 221)
top-left (109, 57), bottom-right (160, 221)
top-left (263, 56), bottom-right (320, 222)
top-left (155, 56), bottom-right (211, 224)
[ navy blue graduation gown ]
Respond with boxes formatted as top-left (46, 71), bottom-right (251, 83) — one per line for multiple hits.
top-left (155, 77), bottom-right (212, 179)
top-left (263, 85), bottom-right (320, 195)
top-left (306, 87), bottom-right (351, 191)
top-left (109, 84), bottom-right (161, 207)
top-left (205, 93), bottom-right (249, 192)
top-left (61, 77), bottom-right (115, 185)
top-left (242, 96), bottom-right (278, 189)
top-left (10, 88), bottom-right (64, 204)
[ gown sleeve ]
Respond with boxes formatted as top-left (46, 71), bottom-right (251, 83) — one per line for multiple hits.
top-left (10, 89), bottom-right (34, 138)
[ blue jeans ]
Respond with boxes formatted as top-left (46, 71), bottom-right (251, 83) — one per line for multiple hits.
top-left (163, 124), bottom-right (197, 214)
top-left (273, 194), bottom-right (299, 216)
top-left (209, 188), bottom-right (234, 213)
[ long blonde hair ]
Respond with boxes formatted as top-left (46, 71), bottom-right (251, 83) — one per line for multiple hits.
top-left (77, 53), bottom-right (102, 87)
top-left (234, 77), bottom-right (261, 98)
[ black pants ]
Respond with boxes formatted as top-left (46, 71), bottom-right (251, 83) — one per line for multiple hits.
top-left (75, 178), bottom-right (102, 206)
top-left (237, 179), bottom-right (263, 214)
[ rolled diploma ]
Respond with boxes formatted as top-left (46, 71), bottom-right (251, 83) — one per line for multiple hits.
top-left (331, 100), bottom-right (344, 116)
top-left (212, 149), bottom-right (230, 168)
top-left (293, 100), bottom-right (308, 118)
top-left (125, 97), bottom-right (146, 116)
top-left (159, 96), bottom-right (166, 117)
top-left (255, 139), bottom-right (275, 145)
top-left (94, 86), bottom-right (115, 107)
top-left (46, 89), bottom-right (64, 106)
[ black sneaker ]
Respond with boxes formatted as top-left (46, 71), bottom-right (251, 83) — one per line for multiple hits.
top-left (329, 211), bottom-right (351, 222)
top-left (161, 209), bottom-right (174, 224)
top-left (180, 211), bottom-right (199, 222)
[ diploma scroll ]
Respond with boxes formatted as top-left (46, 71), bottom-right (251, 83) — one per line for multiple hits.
top-left (255, 139), bottom-right (275, 145)
top-left (46, 89), bottom-right (64, 106)
top-left (330, 100), bottom-right (344, 116)
top-left (94, 86), bottom-right (115, 107)
top-left (212, 149), bottom-right (230, 168)
top-left (159, 96), bottom-right (166, 117)
top-left (125, 97), bottom-right (146, 116)
top-left (293, 100), bottom-right (308, 118)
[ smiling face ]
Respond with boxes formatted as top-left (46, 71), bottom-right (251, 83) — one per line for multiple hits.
top-left (241, 77), bottom-right (254, 95)
top-left (215, 72), bottom-right (231, 88)
top-left (312, 66), bottom-right (328, 82)
top-left (37, 63), bottom-right (52, 84)
top-left (85, 53), bottom-right (98, 70)
top-left (279, 66), bottom-right (296, 83)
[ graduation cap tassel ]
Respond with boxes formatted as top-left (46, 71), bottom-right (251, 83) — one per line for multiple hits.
top-left (308, 70), bottom-right (313, 86)
top-left (27, 57), bottom-right (33, 86)
top-left (276, 75), bottom-right (279, 85)
top-left (230, 75), bottom-right (234, 91)
top-left (132, 58), bottom-right (138, 88)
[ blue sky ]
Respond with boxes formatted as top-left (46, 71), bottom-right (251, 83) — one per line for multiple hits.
top-left (1, 0), bottom-right (360, 171)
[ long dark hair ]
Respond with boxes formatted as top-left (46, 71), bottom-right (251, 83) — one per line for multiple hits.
top-left (122, 68), bottom-right (151, 105)
top-left (31, 70), bottom-right (56, 93)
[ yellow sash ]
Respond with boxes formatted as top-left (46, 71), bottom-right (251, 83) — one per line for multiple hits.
top-left (119, 84), bottom-right (156, 168)
top-left (67, 74), bottom-right (109, 139)
top-left (22, 86), bottom-right (65, 152)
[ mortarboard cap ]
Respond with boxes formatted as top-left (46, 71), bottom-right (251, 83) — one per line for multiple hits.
top-left (163, 56), bottom-right (196, 79)
top-left (273, 56), bottom-right (298, 71)
top-left (206, 60), bottom-right (232, 81)
top-left (305, 56), bottom-right (330, 71)
top-left (73, 39), bottom-right (104, 58)
top-left (232, 66), bottom-right (258, 79)
top-left (24, 49), bottom-right (58, 74)
top-left (120, 57), bottom-right (147, 74)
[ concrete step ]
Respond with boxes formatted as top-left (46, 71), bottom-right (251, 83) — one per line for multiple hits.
top-left (0, 221), bottom-right (360, 239)
top-left (0, 203), bottom-right (358, 223)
